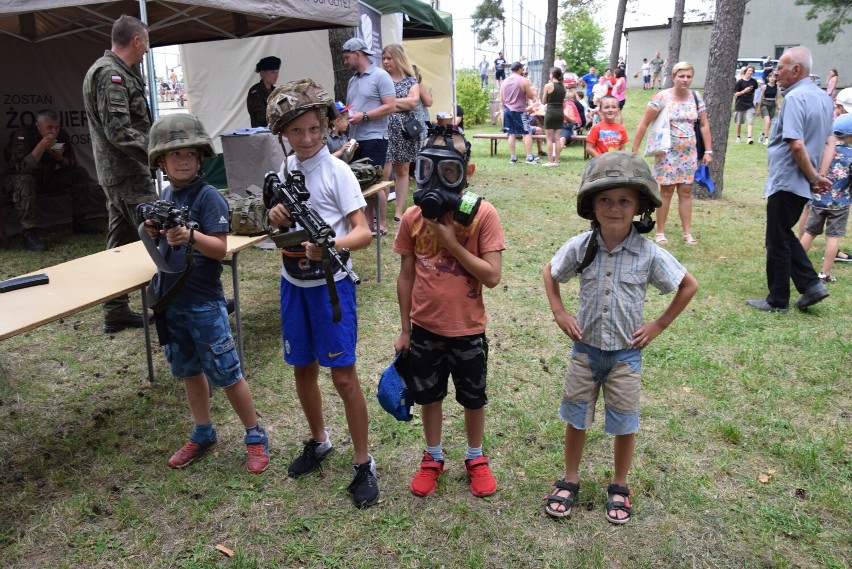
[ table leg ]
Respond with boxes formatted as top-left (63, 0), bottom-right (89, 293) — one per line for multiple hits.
top-left (140, 286), bottom-right (155, 385)
top-left (373, 194), bottom-right (382, 283)
top-left (225, 252), bottom-right (245, 373)
top-left (491, 140), bottom-right (497, 156)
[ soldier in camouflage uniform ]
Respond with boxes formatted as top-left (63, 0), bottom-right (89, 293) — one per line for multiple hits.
top-left (246, 56), bottom-right (280, 128)
top-left (1, 109), bottom-right (98, 251)
top-left (83, 14), bottom-right (158, 333)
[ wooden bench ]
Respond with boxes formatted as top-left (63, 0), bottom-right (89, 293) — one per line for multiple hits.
top-left (473, 133), bottom-right (590, 160)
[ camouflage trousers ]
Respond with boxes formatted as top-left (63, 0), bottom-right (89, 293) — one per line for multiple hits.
top-left (102, 173), bottom-right (158, 320)
top-left (1, 167), bottom-right (92, 230)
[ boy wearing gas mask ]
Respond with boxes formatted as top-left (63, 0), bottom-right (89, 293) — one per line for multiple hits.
top-left (392, 126), bottom-right (506, 498)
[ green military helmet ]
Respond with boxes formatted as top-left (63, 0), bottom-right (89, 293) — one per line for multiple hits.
top-left (266, 77), bottom-right (337, 135)
top-left (576, 151), bottom-right (662, 220)
top-left (147, 113), bottom-right (215, 169)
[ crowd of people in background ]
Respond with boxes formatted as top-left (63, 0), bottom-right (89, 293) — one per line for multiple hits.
top-left (2, 9), bottom-right (848, 535)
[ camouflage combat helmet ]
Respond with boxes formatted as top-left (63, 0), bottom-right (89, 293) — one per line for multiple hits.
top-left (266, 77), bottom-right (337, 135)
top-left (576, 151), bottom-right (661, 221)
top-left (147, 113), bottom-right (215, 169)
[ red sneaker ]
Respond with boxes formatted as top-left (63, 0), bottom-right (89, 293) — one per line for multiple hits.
top-left (168, 437), bottom-right (216, 469)
top-left (465, 456), bottom-right (496, 497)
top-left (409, 452), bottom-right (445, 497)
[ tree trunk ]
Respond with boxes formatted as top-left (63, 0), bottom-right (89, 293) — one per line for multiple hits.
top-left (698, 0), bottom-right (747, 198)
top-left (542, 0), bottom-right (558, 91)
top-left (608, 0), bottom-right (628, 71)
top-left (662, 0), bottom-right (686, 89)
top-left (329, 27), bottom-right (357, 102)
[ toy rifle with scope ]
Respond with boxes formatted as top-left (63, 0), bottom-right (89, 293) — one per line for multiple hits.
top-left (263, 170), bottom-right (360, 322)
top-left (135, 200), bottom-right (200, 322)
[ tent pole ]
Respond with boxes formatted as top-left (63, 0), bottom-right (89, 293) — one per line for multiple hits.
top-left (139, 0), bottom-right (159, 120)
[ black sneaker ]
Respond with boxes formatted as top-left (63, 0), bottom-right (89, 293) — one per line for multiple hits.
top-left (21, 229), bottom-right (47, 251)
top-left (287, 438), bottom-right (333, 478)
top-left (348, 456), bottom-right (379, 508)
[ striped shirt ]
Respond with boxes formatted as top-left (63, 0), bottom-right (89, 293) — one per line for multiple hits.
top-left (550, 227), bottom-right (686, 350)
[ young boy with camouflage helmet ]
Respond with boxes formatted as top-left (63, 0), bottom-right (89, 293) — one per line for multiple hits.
top-left (541, 151), bottom-right (697, 524)
top-left (143, 113), bottom-right (269, 474)
top-left (265, 78), bottom-right (377, 508)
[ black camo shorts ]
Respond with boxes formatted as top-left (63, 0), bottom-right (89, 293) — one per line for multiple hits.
top-left (407, 324), bottom-right (489, 409)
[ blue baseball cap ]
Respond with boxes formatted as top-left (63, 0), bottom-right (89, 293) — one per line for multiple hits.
top-left (833, 113), bottom-right (852, 137)
top-left (334, 101), bottom-right (352, 114)
top-left (377, 352), bottom-right (413, 422)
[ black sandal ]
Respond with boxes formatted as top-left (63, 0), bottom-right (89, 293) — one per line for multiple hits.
top-left (605, 483), bottom-right (632, 525)
top-left (545, 480), bottom-right (579, 518)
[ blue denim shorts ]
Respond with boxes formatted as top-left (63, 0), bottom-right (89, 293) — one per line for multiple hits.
top-left (280, 276), bottom-right (357, 368)
top-left (503, 110), bottom-right (528, 136)
top-left (162, 300), bottom-right (243, 388)
top-left (558, 342), bottom-right (642, 435)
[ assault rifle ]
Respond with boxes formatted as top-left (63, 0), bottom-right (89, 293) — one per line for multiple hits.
top-left (263, 170), bottom-right (360, 323)
top-left (136, 200), bottom-right (199, 234)
top-left (263, 171), bottom-right (360, 285)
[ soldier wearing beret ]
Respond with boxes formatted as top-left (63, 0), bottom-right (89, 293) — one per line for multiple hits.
top-left (246, 56), bottom-right (281, 127)
top-left (83, 14), bottom-right (158, 333)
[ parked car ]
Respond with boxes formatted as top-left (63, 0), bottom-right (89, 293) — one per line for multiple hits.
top-left (735, 58), bottom-right (777, 82)
top-left (563, 72), bottom-right (579, 89)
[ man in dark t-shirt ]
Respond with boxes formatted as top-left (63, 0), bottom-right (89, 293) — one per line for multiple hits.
top-left (494, 52), bottom-right (507, 88)
top-left (734, 66), bottom-right (759, 143)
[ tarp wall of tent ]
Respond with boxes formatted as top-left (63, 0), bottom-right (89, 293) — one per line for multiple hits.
top-left (181, 32), bottom-right (337, 153)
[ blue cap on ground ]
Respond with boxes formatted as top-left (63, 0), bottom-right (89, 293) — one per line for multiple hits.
top-left (377, 352), bottom-right (413, 422)
top-left (833, 113), bottom-right (852, 137)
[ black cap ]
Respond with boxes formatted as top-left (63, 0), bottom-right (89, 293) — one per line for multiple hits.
top-left (256, 56), bottom-right (281, 72)
top-left (510, 61), bottom-right (523, 72)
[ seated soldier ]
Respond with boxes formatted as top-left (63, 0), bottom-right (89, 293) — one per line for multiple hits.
top-left (2, 109), bottom-right (98, 251)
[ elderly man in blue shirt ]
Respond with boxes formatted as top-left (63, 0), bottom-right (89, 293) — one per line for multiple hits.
top-left (747, 46), bottom-right (834, 313)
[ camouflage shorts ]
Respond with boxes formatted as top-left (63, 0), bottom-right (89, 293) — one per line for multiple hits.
top-left (407, 324), bottom-right (488, 409)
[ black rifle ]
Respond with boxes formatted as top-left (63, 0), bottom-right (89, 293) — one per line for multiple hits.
top-left (137, 200), bottom-right (199, 238)
top-left (264, 171), bottom-right (360, 322)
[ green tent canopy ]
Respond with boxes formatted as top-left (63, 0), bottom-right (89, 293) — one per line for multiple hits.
top-left (362, 0), bottom-right (453, 38)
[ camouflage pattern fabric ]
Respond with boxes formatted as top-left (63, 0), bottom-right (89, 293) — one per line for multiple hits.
top-left (147, 113), bottom-right (215, 169)
top-left (225, 188), bottom-right (269, 236)
top-left (83, 50), bottom-right (154, 187)
top-left (348, 157), bottom-right (383, 189)
top-left (246, 80), bottom-right (273, 128)
top-left (2, 125), bottom-right (93, 228)
top-left (266, 78), bottom-right (337, 135)
top-left (577, 151), bottom-right (662, 220)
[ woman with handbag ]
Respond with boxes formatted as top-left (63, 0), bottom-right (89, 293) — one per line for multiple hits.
top-left (631, 61), bottom-right (712, 246)
top-left (382, 44), bottom-right (421, 226)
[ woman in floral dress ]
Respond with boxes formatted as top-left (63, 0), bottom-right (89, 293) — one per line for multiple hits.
top-left (632, 61), bottom-right (713, 245)
top-left (382, 44), bottom-right (421, 225)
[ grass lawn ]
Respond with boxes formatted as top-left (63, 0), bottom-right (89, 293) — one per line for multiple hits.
top-left (0, 88), bottom-right (849, 568)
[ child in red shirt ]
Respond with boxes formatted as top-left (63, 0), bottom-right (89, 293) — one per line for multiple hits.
top-left (585, 96), bottom-right (628, 157)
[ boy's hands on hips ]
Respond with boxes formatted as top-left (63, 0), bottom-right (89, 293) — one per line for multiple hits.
top-left (553, 310), bottom-right (583, 343)
top-left (631, 321), bottom-right (664, 349)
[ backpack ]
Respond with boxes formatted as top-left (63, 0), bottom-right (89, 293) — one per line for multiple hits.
top-left (348, 157), bottom-right (383, 190)
top-left (224, 185), bottom-right (269, 235)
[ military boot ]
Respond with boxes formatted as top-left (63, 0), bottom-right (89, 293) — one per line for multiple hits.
top-left (21, 229), bottom-right (47, 251)
top-left (72, 214), bottom-right (100, 235)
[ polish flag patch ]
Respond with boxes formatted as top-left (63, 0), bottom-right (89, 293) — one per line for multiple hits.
top-left (111, 75), bottom-right (123, 84)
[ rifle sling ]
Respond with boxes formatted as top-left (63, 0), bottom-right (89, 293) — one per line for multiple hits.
top-left (137, 222), bottom-right (196, 313)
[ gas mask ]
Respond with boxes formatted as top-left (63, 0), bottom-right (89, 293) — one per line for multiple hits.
top-left (412, 127), bottom-right (481, 226)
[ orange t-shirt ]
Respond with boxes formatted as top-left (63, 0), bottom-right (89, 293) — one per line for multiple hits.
top-left (393, 200), bottom-right (506, 336)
